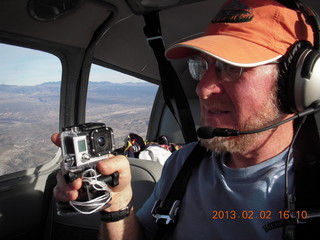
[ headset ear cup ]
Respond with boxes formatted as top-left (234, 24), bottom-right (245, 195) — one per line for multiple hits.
top-left (296, 50), bottom-right (320, 110)
top-left (278, 40), bottom-right (313, 113)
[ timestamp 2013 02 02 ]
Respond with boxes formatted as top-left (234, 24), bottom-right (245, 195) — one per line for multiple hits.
top-left (212, 210), bottom-right (308, 220)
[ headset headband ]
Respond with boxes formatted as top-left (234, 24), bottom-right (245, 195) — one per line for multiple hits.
top-left (278, 0), bottom-right (320, 50)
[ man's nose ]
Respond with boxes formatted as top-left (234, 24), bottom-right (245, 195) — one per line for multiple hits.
top-left (196, 69), bottom-right (223, 99)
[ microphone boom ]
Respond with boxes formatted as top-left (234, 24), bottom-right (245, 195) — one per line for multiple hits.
top-left (197, 105), bottom-right (320, 139)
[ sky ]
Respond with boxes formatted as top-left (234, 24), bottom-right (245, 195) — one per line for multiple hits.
top-left (0, 43), bottom-right (141, 86)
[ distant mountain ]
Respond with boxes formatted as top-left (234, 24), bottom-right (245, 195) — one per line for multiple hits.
top-left (87, 81), bottom-right (158, 105)
top-left (0, 81), bottom-right (158, 104)
top-left (0, 81), bottom-right (158, 123)
top-left (88, 81), bottom-right (158, 96)
top-left (0, 81), bottom-right (60, 93)
top-left (0, 81), bottom-right (157, 95)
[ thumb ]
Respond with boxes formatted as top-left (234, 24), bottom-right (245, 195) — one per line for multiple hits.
top-left (51, 133), bottom-right (61, 147)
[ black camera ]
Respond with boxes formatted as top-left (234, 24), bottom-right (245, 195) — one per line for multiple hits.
top-left (61, 122), bottom-right (115, 172)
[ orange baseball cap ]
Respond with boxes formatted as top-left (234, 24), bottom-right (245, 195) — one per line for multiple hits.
top-left (165, 0), bottom-right (314, 67)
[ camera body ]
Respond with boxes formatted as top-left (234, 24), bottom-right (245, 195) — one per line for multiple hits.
top-left (61, 122), bottom-right (115, 172)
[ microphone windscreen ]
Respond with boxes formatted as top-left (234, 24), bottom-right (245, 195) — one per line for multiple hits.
top-left (197, 126), bottom-right (215, 139)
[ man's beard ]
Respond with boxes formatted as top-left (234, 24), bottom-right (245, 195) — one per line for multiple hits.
top-left (200, 84), bottom-right (284, 154)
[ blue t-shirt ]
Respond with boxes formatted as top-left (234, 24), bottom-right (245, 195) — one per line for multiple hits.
top-left (136, 142), bottom-right (294, 240)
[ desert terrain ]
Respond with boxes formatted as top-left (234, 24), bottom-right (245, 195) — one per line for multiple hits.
top-left (0, 81), bottom-right (158, 175)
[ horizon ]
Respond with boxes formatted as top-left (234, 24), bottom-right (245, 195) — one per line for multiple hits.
top-left (0, 80), bottom-right (155, 87)
top-left (0, 43), bottom-right (145, 86)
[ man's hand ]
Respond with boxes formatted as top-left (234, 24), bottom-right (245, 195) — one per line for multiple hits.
top-left (52, 133), bottom-right (82, 202)
top-left (96, 154), bottom-right (132, 211)
top-left (51, 133), bottom-right (144, 239)
top-left (51, 133), bottom-right (132, 210)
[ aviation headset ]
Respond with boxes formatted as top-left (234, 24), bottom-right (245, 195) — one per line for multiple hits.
top-left (277, 0), bottom-right (320, 114)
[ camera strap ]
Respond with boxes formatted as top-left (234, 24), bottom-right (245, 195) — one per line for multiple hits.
top-left (143, 11), bottom-right (198, 144)
top-left (151, 141), bottom-right (208, 240)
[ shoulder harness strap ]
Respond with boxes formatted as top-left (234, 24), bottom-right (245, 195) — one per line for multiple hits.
top-left (143, 11), bottom-right (198, 143)
top-left (151, 141), bottom-right (209, 240)
top-left (290, 113), bottom-right (320, 239)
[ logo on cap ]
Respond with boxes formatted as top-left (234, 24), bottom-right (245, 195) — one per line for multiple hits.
top-left (212, 0), bottom-right (254, 24)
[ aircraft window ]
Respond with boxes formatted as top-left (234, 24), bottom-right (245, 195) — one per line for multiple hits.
top-left (0, 43), bottom-right (61, 176)
top-left (87, 64), bottom-right (158, 149)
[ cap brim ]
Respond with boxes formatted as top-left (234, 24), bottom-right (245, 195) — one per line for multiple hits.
top-left (165, 35), bottom-right (282, 67)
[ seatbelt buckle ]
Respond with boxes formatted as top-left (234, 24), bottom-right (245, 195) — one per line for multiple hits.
top-left (288, 195), bottom-right (320, 224)
top-left (151, 200), bottom-right (180, 225)
top-left (290, 210), bottom-right (320, 224)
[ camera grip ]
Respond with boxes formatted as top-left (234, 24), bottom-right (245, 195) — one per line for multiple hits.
top-left (63, 171), bottom-right (119, 186)
top-left (58, 171), bottom-right (119, 215)
top-left (64, 171), bottom-right (81, 183)
top-left (98, 171), bottom-right (119, 187)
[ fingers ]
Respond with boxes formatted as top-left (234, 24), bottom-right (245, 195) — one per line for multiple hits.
top-left (97, 155), bottom-right (129, 176)
top-left (96, 155), bottom-right (131, 190)
top-left (96, 155), bottom-right (133, 211)
top-left (54, 170), bottom-right (82, 202)
top-left (53, 152), bottom-right (132, 210)
top-left (51, 133), bottom-right (61, 147)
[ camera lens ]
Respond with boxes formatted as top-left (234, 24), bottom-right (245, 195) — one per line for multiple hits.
top-left (97, 136), bottom-right (106, 147)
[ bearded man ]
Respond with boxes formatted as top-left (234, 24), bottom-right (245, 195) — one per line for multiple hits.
top-left (53, 0), bottom-right (318, 239)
